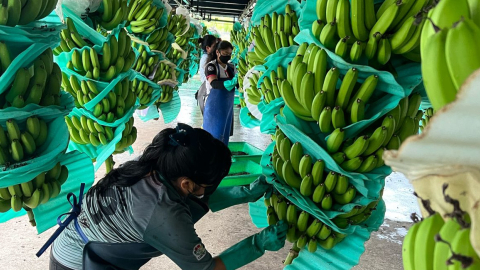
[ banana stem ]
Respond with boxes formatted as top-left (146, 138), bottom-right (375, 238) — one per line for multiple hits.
top-left (25, 207), bottom-right (36, 227)
top-left (284, 242), bottom-right (301, 265)
top-left (105, 155), bottom-right (115, 173)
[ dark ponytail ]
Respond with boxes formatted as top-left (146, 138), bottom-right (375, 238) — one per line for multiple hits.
top-left (90, 123), bottom-right (232, 195)
top-left (201, 35), bottom-right (217, 52)
top-left (206, 40), bottom-right (234, 63)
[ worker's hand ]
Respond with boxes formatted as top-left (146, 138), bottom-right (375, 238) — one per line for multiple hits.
top-left (255, 220), bottom-right (288, 252)
top-left (250, 176), bottom-right (273, 199)
top-left (224, 74), bottom-right (238, 91)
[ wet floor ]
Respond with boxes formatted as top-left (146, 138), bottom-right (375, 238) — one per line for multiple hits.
top-left (0, 75), bottom-right (415, 269)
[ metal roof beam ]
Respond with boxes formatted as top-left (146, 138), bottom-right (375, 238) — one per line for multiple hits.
top-left (193, 0), bottom-right (249, 5)
top-left (201, 11), bottom-right (241, 17)
top-left (192, 6), bottom-right (244, 12)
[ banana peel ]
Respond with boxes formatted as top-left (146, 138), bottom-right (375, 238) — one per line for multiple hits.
top-left (384, 68), bottom-right (480, 257)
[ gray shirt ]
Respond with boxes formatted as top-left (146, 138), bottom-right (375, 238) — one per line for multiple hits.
top-left (52, 173), bottom-right (215, 270)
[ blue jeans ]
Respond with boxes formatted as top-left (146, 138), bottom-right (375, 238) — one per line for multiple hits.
top-left (203, 88), bottom-right (235, 145)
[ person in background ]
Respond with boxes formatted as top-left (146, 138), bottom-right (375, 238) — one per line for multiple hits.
top-left (199, 35), bottom-right (218, 83)
top-left (48, 123), bottom-right (287, 270)
top-left (203, 41), bottom-right (238, 146)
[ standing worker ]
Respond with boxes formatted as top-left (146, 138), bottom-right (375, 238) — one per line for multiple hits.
top-left (199, 35), bottom-right (218, 83)
top-left (203, 41), bottom-right (238, 146)
top-left (196, 35), bottom-right (218, 115)
top-left (46, 123), bottom-right (287, 270)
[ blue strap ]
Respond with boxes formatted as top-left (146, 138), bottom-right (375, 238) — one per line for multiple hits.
top-left (36, 183), bottom-right (89, 257)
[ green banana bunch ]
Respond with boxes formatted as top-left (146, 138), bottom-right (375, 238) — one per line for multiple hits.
top-left (131, 43), bottom-right (160, 78)
top-left (329, 93), bottom-right (422, 171)
top-left (175, 35), bottom-right (189, 48)
top-left (54, 17), bottom-right (93, 55)
top-left (91, 0), bottom-right (128, 31)
top-left (132, 78), bottom-right (155, 108)
top-left (1, 48), bottom-right (63, 108)
top-left (257, 69), bottom-right (284, 104)
top-left (146, 27), bottom-right (171, 52)
top-left (231, 27), bottom-right (250, 52)
top-left (272, 135), bottom-right (361, 206)
top-left (65, 114), bottom-right (116, 146)
top-left (167, 11), bottom-right (188, 36)
top-left (166, 46), bottom-right (185, 64)
top-left (0, 40), bottom-right (13, 75)
top-left (0, 162), bottom-right (69, 227)
top-left (114, 117), bottom-right (137, 154)
top-left (63, 74), bottom-right (136, 120)
top-left (422, 17), bottom-right (480, 111)
top-left (0, 0), bottom-right (58, 27)
top-left (403, 190), bottom-right (480, 270)
top-left (66, 30), bottom-right (135, 82)
top-left (155, 84), bottom-right (175, 104)
top-left (127, 0), bottom-right (165, 35)
top-left (314, 0), bottom-right (433, 65)
top-left (285, 45), bottom-right (385, 134)
top-left (245, 71), bottom-right (264, 106)
top-left (0, 117), bottom-right (48, 165)
top-left (252, 5), bottom-right (300, 62)
top-left (419, 107), bottom-right (433, 133)
top-left (150, 60), bottom-right (175, 82)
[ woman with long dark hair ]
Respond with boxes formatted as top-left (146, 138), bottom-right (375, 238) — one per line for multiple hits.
top-left (199, 35), bottom-right (218, 83)
top-left (48, 123), bottom-right (286, 270)
top-left (203, 41), bottom-right (238, 145)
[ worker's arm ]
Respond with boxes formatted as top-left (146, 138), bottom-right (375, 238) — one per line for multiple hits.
top-left (208, 176), bottom-right (273, 212)
top-left (143, 204), bottom-right (218, 270)
top-left (206, 63), bottom-right (228, 90)
top-left (143, 201), bottom-right (286, 270)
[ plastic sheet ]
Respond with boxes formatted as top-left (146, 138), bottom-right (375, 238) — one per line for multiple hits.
top-left (0, 15), bottom-right (63, 44)
top-left (239, 107), bottom-right (261, 129)
top-left (157, 90), bottom-right (181, 124)
top-left (33, 151), bottom-right (95, 234)
top-left (258, 98), bottom-right (285, 135)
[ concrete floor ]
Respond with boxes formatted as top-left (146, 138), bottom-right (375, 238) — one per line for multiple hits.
top-left (0, 77), bottom-right (418, 269)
